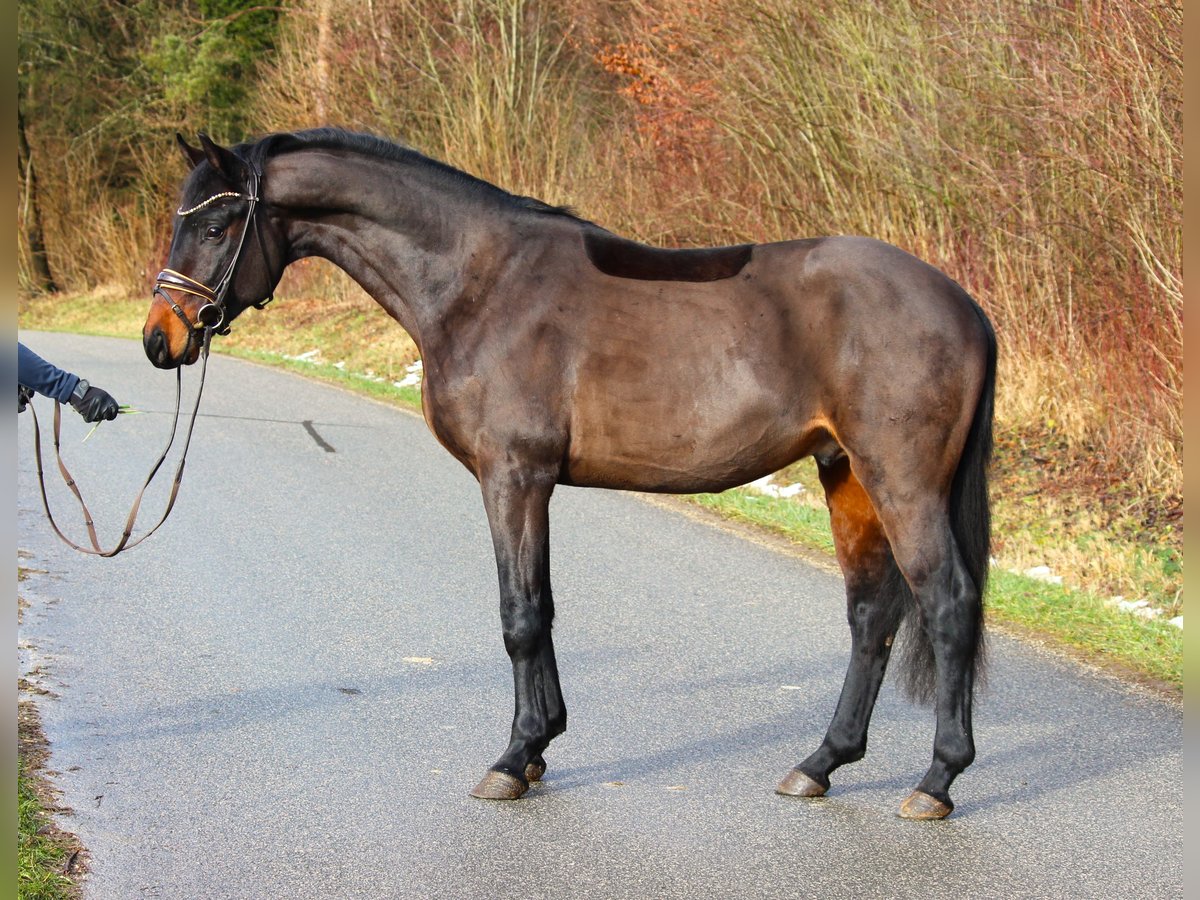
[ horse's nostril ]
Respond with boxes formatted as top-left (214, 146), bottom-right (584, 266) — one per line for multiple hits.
top-left (144, 327), bottom-right (168, 366)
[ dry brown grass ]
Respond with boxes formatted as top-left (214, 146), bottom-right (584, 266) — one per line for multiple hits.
top-left (607, 0), bottom-right (1181, 499)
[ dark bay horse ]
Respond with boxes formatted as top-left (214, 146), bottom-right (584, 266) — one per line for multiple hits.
top-left (145, 129), bottom-right (995, 819)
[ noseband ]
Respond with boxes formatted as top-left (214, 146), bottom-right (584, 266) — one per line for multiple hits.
top-left (153, 162), bottom-right (273, 346)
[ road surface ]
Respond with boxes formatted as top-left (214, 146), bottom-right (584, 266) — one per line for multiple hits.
top-left (17, 332), bottom-right (1182, 899)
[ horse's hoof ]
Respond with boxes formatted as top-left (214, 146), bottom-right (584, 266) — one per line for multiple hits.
top-left (776, 768), bottom-right (828, 798)
top-left (898, 790), bottom-right (953, 820)
top-left (469, 770), bottom-right (528, 800)
top-left (525, 758), bottom-right (546, 783)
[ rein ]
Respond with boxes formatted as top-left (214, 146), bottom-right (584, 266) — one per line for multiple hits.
top-left (27, 330), bottom-right (213, 557)
top-left (29, 160), bottom-right (269, 558)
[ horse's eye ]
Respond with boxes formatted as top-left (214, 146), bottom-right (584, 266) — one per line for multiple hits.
top-left (204, 225), bottom-right (224, 240)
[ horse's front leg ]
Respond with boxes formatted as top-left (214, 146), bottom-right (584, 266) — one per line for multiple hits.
top-left (469, 463), bottom-right (566, 800)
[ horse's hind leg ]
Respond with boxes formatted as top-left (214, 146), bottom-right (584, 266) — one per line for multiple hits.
top-left (885, 509), bottom-right (980, 819)
top-left (848, 458), bottom-right (983, 819)
top-left (777, 456), bottom-right (903, 799)
top-left (523, 627), bottom-right (566, 783)
top-left (469, 463), bottom-right (567, 800)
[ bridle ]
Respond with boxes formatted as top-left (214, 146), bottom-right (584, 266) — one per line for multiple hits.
top-left (28, 157), bottom-right (274, 558)
top-left (153, 161), bottom-right (274, 348)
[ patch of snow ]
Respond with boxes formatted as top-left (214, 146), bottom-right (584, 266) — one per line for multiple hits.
top-left (1169, 616), bottom-right (1183, 629)
top-left (745, 475), bottom-right (805, 499)
top-left (1105, 596), bottom-right (1168, 621)
top-left (395, 359), bottom-right (424, 388)
top-left (1111, 597), bottom-right (1147, 612)
top-left (1022, 565), bottom-right (1063, 585)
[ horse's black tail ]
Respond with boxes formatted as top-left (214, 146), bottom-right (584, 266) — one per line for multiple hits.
top-left (895, 300), bottom-right (997, 704)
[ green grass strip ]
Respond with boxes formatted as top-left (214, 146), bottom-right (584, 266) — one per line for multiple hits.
top-left (686, 489), bottom-right (1181, 688)
top-left (985, 569), bottom-right (1181, 685)
top-left (18, 765), bottom-right (73, 900)
top-left (224, 347), bottom-right (424, 410)
top-left (689, 490), bottom-right (836, 555)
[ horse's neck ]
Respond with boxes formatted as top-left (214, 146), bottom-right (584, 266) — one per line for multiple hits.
top-left (266, 150), bottom-right (514, 352)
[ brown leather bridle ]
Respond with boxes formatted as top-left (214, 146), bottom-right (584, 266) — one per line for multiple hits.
top-left (29, 160), bottom-right (273, 557)
top-left (153, 161), bottom-right (273, 350)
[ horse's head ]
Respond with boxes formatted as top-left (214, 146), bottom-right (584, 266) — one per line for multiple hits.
top-left (144, 133), bottom-right (284, 368)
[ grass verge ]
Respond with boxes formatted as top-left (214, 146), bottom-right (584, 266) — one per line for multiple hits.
top-left (18, 686), bottom-right (82, 900)
top-left (686, 490), bottom-right (1181, 689)
top-left (18, 764), bottom-right (77, 900)
top-left (18, 292), bottom-right (1181, 692)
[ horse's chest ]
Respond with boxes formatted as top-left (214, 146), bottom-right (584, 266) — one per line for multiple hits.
top-left (419, 371), bottom-right (488, 470)
top-left (420, 366), bottom-right (570, 474)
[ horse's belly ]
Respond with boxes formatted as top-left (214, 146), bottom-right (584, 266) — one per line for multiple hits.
top-left (564, 444), bottom-right (792, 493)
top-left (564, 376), bottom-right (824, 493)
top-left (561, 270), bottom-right (828, 492)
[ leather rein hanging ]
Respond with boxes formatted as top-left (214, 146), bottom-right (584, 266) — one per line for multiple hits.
top-left (29, 162), bottom-right (270, 558)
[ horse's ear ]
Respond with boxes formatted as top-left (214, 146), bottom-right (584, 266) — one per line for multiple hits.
top-left (176, 133), bottom-right (206, 169)
top-left (197, 132), bottom-right (246, 183)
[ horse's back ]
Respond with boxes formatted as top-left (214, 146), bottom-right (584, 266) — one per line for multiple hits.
top-left (757, 235), bottom-right (985, 338)
top-left (749, 234), bottom-right (990, 408)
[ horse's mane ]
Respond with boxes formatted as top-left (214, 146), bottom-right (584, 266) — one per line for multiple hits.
top-left (234, 127), bottom-right (582, 220)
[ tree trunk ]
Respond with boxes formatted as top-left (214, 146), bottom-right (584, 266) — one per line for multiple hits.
top-left (17, 107), bottom-right (57, 293)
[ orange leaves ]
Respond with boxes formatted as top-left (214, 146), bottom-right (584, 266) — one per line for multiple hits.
top-left (591, 28), bottom-right (720, 168)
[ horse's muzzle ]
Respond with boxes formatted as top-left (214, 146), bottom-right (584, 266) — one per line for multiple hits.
top-left (143, 321), bottom-right (202, 369)
top-left (144, 324), bottom-right (176, 369)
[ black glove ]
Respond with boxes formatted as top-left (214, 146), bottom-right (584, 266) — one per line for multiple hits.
top-left (18, 384), bottom-right (33, 413)
top-left (68, 380), bottom-right (120, 423)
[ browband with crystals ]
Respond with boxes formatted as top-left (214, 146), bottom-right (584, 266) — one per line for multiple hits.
top-left (177, 191), bottom-right (258, 217)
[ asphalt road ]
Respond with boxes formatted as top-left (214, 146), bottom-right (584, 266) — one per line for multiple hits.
top-left (17, 331), bottom-right (1182, 899)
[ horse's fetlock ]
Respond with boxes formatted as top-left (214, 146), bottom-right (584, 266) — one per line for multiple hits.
top-left (514, 711), bottom-right (547, 741)
top-left (824, 735), bottom-right (867, 764)
top-left (937, 738), bottom-right (975, 773)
